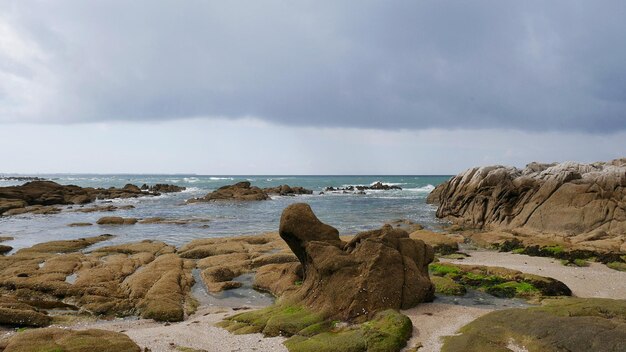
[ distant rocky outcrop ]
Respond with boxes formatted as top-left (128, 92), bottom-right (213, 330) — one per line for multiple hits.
top-left (187, 181), bottom-right (269, 202)
top-left (0, 176), bottom-right (47, 182)
top-left (279, 203), bottom-right (434, 320)
top-left (428, 159), bottom-right (626, 246)
top-left (141, 183), bottom-right (187, 193)
top-left (262, 184), bottom-right (313, 196)
top-left (0, 181), bottom-right (179, 216)
top-left (325, 181), bottom-right (402, 193)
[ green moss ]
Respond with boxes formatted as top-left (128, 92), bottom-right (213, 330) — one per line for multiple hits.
top-left (431, 276), bottom-right (466, 296)
top-left (511, 248), bottom-right (525, 254)
top-left (607, 261), bottom-right (626, 271)
top-left (283, 310), bottom-right (412, 352)
top-left (543, 245), bottom-right (564, 255)
top-left (561, 258), bottom-right (589, 267)
top-left (428, 263), bottom-right (462, 276)
top-left (221, 305), bottom-right (412, 352)
top-left (485, 281), bottom-right (539, 298)
top-left (441, 298), bottom-right (626, 352)
top-left (176, 346), bottom-right (207, 352)
top-left (437, 253), bottom-right (468, 260)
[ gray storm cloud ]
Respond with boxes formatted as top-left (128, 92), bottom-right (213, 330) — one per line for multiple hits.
top-left (1, 0), bottom-right (625, 132)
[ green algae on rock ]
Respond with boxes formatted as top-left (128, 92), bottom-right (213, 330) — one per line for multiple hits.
top-left (0, 328), bottom-right (140, 352)
top-left (441, 298), bottom-right (626, 352)
top-left (220, 306), bottom-right (412, 352)
top-left (429, 262), bottom-right (571, 299)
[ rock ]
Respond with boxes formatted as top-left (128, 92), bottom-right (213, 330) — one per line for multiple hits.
top-left (0, 296), bottom-right (52, 327)
top-left (96, 216), bottom-right (138, 225)
top-left (0, 328), bottom-right (140, 352)
top-left (254, 262), bottom-right (302, 297)
top-left (67, 222), bottom-right (93, 227)
top-left (386, 219), bottom-right (424, 233)
top-left (442, 298), bottom-right (626, 352)
top-left (0, 245), bottom-right (12, 255)
top-left (324, 182), bottom-right (402, 193)
top-left (430, 262), bottom-right (571, 299)
top-left (409, 230), bottom-right (460, 255)
top-left (0, 181), bottom-right (156, 217)
top-left (187, 182), bottom-right (269, 202)
top-left (279, 203), bottom-right (434, 321)
top-left (429, 159), bottom-right (626, 251)
top-left (147, 184), bottom-right (186, 193)
top-left (263, 185), bottom-right (313, 196)
top-left (123, 184), bottom-right (142, 192)
top-left (16, 234), bottom-right (114, 254)
top-left (138, 217), bottom-right (210, 225)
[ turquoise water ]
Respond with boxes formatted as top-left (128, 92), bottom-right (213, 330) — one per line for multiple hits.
top-left (0, 175), bottom-right (451, 251)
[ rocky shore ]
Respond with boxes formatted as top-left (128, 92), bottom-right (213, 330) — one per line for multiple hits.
top-left (0, 166), bottom-right (625, 351)
top-left (0, 181), bottom-right (184, 217)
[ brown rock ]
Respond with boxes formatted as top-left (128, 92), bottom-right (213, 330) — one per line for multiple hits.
top-left (254, 262), bottom-right (302, 297)
top-left (96, 216), bottom-right (138, 225)
top-left (263, 185), bottom-right (313, 196)
top-left (187, 182), bottom-right (269, 202)
top-left (0, 181), bottom-right (155, 217)
top-left (278, 203), bottom-right (434, 321)
top-left (429, 159), bottom-right (626, 248)
top-left (409, 230), bottom-right (460, 254)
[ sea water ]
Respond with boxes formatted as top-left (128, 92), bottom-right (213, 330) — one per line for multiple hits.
top-left (0, 175), bottom-right (451, 251)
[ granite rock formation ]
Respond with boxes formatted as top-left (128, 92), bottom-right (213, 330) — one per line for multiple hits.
top-left (187, 182), bottom-right (270, 202)
top-left (428, 159), bottom-right (626, 251)
top-left (278, 203), bottom-right (434, 321)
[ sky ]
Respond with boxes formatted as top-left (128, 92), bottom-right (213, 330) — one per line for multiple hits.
top-left (0, 1), bottom-right (625, 174)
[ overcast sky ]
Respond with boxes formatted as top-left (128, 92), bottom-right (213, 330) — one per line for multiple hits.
top-left (1, 1), bottom-right (625, 174)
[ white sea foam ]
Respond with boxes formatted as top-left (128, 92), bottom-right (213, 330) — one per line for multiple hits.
top-left (404, 184), bottom-right (435, 192)
top-left (209, 177), bottom-right (234, 181)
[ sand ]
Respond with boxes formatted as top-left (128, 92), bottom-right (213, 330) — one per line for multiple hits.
top-left (73, 307), bottom-right (287, 352)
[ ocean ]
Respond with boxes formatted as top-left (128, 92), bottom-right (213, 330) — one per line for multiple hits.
top-left (0, 175), bottom-right (451, 252)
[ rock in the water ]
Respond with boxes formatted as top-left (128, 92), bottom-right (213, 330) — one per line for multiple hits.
top-left (96, 216), bottom-right (138, 225)
top-left (263, 185), bottom-right (313, 196)
top-left (279, 203), bottom-right (434, 321)
top-left (187, 181), bottom-right (269, 202)
top-left (145, 183), bottom-right (187, 193)
top-left (0, 181), bottom-right (157, 216)
top-left (0, 245), bottom-right (12, 255)
top-left (428, 159), bottom-right (626, 250)
top-left (0, 328), bottom-right (140, 352)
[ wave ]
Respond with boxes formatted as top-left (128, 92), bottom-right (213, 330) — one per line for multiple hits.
top-left (404, 184), bottom-right (435, 193)
top-left (209, 177), bottom-right (234, 181)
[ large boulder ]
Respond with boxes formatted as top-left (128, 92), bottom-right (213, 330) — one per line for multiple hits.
top-left (428, 159), bottom-right (626, 248)
top-left (187, 181), bottom-right (269, 202)
top-left (279, 203), bottom-right (434, 321)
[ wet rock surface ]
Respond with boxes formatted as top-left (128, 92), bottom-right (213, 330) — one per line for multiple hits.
top-left (0, 181), bottom-right (180, 216)
top-left (325, 182), bottom-right (402, 193)
top-left (187, 182), bottom-right (270, 202)
top-left (263, 185), bottom-right (313, 196)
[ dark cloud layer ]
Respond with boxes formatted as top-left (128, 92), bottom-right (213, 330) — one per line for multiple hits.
top-left (1, 1), bottom-right (625, 132)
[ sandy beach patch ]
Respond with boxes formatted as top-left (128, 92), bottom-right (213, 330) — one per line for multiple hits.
top-left (72, 307), bottom-right (287, 352)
